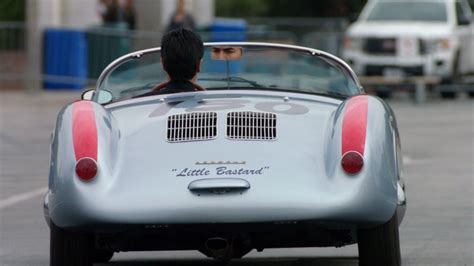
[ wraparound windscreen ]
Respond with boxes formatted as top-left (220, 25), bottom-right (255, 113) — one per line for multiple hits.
top-left (98, 44), bottom-right (361, 103)
top-left (366, 1), bottom-right (448, 22)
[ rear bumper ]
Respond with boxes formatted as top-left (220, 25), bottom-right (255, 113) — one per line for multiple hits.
top-left (344, 50), bottom-right (454, 78)
top-left (45, 175), bottom-right (399, 232)
top-left (365, 65), bottom-right (424, 76)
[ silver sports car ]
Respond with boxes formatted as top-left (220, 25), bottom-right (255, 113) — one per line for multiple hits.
top-left (44, 43), bottom-right (406, 266)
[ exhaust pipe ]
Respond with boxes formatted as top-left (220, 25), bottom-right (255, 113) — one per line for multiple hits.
top-left (205, 237), bottom-right (232, 261)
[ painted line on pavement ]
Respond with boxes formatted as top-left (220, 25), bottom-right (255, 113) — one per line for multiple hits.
top-left (403, 155), bottom-right (432, 165)
top-left (0, 187), bottom-right (47, 210)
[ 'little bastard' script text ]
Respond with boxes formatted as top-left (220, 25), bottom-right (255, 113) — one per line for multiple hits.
top-left (172, 166), bottom-right (270, 177)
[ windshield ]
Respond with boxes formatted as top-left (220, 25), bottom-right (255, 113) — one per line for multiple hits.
top-left (366, 1), bottom-right (448, 22)
top-left (97, 44), bottom-right (361, 103)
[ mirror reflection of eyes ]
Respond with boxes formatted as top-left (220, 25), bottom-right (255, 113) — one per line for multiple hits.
top-left (211, 46), bottom-right (243, 61)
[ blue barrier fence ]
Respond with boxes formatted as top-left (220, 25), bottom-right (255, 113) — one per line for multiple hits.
top-left (42, 20), bottom-right (251, 90)
top-left (43, 29), bottom-right (88, 90)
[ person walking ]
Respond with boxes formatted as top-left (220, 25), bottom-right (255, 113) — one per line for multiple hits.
top-left (166, 0), bottom-right (196, 32)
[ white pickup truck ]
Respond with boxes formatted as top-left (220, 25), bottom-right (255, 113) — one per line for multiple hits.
top-left (343, 0), bottom-right (474, 97)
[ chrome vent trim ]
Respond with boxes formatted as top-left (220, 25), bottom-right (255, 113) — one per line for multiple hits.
top-left (167, 112), bottom-right (217, 142)
top-left (227, 111), bottom-right (277, 140)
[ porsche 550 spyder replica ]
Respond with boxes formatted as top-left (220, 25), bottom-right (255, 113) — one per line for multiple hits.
top-left (45, 43), bottom-right (406, 266)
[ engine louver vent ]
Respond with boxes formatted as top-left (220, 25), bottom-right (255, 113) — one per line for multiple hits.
top-left (227, 112), bottom-right (277, 140)
top-left (167, 112), bottom-right (217, 142)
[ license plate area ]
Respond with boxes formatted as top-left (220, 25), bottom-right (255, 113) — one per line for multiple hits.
top-left (383, 67), bottom-right (405, 79)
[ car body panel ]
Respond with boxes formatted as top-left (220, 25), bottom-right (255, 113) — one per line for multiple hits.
top-left (45, 43), bottom-right (406, 252)
top-left (343, 0), bottom-right (474, 78)
top-left (47, 90), bottom-right (402, 230)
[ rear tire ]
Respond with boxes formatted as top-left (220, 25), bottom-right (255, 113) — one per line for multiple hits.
top-left (357, 212), bottom-right (401, 266)
top-left (50, 223), bottom-right (93, 266)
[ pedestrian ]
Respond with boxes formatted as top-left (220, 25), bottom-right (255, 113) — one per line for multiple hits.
top-left (165, 0), bottom-right (196, 32)
top-left (98, 0), bottom-right (120, 25)
top-left (122, 0), bottom-right (136, 30)
top-left (98, 0), bottom-right (135, 30)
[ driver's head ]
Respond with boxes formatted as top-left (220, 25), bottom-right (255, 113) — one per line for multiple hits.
top-left (161, 28), bottom-right (204, 82)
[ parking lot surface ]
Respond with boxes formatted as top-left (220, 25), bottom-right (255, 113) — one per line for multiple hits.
top-left (0, 91), bottom-right (472, 266)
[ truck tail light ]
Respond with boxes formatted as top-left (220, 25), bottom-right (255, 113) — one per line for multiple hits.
top-left (341, 151), bottom-right (364, 174)
top-left (343, 36), bottom-right (352, 48)
top-left (75, 157), bottom-right (98, 181)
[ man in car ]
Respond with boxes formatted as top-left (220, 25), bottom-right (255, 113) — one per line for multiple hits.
top-left (136, 28), bottom-right (205, 97)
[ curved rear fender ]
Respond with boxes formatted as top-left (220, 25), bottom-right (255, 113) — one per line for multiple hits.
top-left (324, 95), bottom-right (370, 177)
top-left (49, 101), bottom-right (119, 192)
top-left (49, 104), bottom-right (72, 190)
top-left (380, 100), bottom-right (403, 181)
top-left (325, 95), bottom-right (398, 209)
top-left (94, 103), bottom-right (120, 180)
top-left (365, 97), bottom-right (398, 195)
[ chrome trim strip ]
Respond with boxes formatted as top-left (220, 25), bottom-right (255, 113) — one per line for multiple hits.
top-left (195, 161), bottom-right (246, 165)
top-left (188, 178), bottom-right (251, 193)
top-left (397, 181), bottom-right (407, 225)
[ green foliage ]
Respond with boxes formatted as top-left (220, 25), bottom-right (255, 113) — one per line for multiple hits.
top-left (0, 0), bottom-right (25, 22)
top-left (0, 0), bottom-right (25, 50)
top-left (216, 0), bottom-right (270, 17)
top-left (216, 0), bottom-right (367, 17)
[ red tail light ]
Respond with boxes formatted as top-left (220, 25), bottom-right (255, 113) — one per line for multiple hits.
top-left (75, 157), bottom-right (98, 181)
top-left (341, 151), bottom-right (364, 174)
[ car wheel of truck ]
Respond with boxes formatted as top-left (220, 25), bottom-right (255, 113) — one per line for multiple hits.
top-left (441, 52), bottom-right (461, 99)
top-left (374, 86), bottom-right (392, 99)
top-left (93, 249), bottom-right (114, 263)
top-left (357, 212), bottom-right (401, 266)
top-left (440, 90), bottom-right (457, 98)
top-left (50, 222), bottom-right (93, 266)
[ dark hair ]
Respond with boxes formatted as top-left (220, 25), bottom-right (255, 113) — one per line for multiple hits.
top-left (161, 28), bottom-right (204, 81)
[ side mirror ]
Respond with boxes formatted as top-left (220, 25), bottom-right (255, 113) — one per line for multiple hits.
top-left (81, 90), bottom-right (94, 100)
top-left (211, 46), bottom-right (243, 61)
top-left (348, 13), bottom-right (359, 24)
top-left (458, 18), bottom-right (471, 26)
top-left (458, 15), bottom-right (472, 26)
top-left (81, 89), bottom-right (113, 105)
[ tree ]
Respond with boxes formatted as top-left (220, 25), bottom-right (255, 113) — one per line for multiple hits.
top-left (216, 0), bottom-right (367, 18)
top-left (216, 0), bottom-right (269, 17)
top-left (0, 0), bottom-right (25, 22)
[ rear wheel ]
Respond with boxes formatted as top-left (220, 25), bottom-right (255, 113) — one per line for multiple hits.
top-left (357, 212), bottom-right (401, 266)
top-left (50, 223), bottom-right (93, 266)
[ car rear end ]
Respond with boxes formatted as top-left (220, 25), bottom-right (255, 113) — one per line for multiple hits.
top-left (46, 92), bottom-right (400, 256)
top-left (46, 42), bottom-right (404, 265)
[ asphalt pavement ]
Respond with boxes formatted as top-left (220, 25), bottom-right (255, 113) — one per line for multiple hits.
top-left (0, 91), bottom-right (473, 266)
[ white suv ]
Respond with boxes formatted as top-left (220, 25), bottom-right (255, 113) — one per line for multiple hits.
top-left (343, 0), bottom-right (474, 92)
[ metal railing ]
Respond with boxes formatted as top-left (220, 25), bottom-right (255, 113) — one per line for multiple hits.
top-left (0, 22), bottom-right (472, 102)
top-left (0, 23), bottom-right (301, 90)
